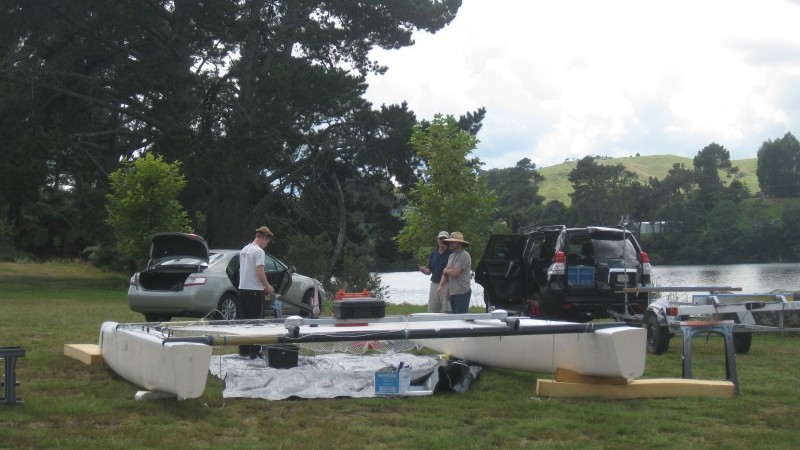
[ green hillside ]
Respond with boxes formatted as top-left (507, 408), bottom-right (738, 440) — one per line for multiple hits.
top-left (537, 154), bottom-right (760, 205)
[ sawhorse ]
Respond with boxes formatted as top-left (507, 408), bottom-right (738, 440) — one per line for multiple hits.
top-left (679, 321), bottom-right (739, 395)
top-left (1, 346), bottom-right (25, 405)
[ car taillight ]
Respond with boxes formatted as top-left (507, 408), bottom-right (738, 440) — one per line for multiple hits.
top-left (184, 276), bottom-right (207, 287)
top-left (129, 275), bottom-right (138, 287)
top-left (639, 252), bottom-right (652, 275)
top-left (548, 251), bottom-right (566, 276)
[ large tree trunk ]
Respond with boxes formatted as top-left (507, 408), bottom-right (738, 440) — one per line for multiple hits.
top-left (325, 173), bottom-right (346, 285)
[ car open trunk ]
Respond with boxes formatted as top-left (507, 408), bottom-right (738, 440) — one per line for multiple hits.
top-left (137, 232), bottom-right (210, 291)
top-left (137, 270), bottom-right (199, 291)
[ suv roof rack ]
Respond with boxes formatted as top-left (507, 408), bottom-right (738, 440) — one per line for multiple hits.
top-left (520, 224), bottom-right (566, 234)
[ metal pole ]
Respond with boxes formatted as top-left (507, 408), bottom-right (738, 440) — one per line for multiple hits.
top-left (163, 321), bottom-right (633, 346)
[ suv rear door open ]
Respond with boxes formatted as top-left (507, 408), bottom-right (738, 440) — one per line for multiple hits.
top-left (475, 228), bottom-right (560, 313)
top-left (475, 234), bottom-right (527, 311)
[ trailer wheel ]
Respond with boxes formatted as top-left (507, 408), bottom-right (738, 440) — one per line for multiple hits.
top-left (733, 332), bottom-right (752, 354)
top-left (643, 311), bottom-right (670, 354)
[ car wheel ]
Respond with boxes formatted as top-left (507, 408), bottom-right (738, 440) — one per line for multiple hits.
top-left (299, 289), bottom-right (315, 318)
top-left (143, 313), bottom-right (172, 323)
top-left (217, 293), bottom-right (239, 320)
top-left (733, 332), bottom-right (753, 354)
top-left (643, 311), bottom-right (670, 354)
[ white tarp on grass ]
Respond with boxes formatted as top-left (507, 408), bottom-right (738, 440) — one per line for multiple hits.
top-left (209, 351), bottom-right (451, 400)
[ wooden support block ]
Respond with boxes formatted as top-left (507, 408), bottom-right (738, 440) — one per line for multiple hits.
top-left (64, 344), bottom-right (101, 365)
top-left (555, 368), bottom-right (630, 385)
top-left (536, 378), bottom-right (735, 399)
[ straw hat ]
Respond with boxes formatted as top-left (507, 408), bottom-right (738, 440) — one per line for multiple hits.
top-left (444, 231), bottom-right (469, 246)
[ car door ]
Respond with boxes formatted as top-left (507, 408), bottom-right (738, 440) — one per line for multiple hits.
top-left (475, 234), bottom-right (527, 310)
top-left (526, 230), bottom-right (559, 291)
top-left (263, 254), bottom-right (293, 294)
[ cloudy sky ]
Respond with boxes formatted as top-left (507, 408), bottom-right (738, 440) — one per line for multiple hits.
top-left (364, 0), bottom-right (800, 169)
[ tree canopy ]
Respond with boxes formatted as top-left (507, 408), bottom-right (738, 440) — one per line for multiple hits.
top-left (106, 154), bottom-right (191, 269)
top-left (0, 0), bottom-right (462, 271)
top-left (2, 1), bottom-right (800, 272)
top-left (757, 132), bottom-right (800, 198)
top-left (397, 114), bottom-right (495, 264)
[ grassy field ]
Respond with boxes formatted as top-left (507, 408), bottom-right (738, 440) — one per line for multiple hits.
top-left (537, 155), bottom-right (759, 206)
top-left (2, 261), bottom-right (799, 449)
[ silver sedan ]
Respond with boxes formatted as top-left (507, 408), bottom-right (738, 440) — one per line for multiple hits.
top-left (129, 243), bottom-right (325, 322)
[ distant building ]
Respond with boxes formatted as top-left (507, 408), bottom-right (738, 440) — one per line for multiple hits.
top-left (635, 221), bottom-right (681, 234)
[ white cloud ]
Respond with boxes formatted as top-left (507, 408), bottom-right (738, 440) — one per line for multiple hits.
top-left (365, 0), bottom-right (800, 169)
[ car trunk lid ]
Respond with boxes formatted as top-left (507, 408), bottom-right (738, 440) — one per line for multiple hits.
top-left (136, 233), bottom-right (210, 290)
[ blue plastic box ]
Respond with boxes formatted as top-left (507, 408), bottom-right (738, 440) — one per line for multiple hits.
top-left (567, 266), bottom-right (595, 286)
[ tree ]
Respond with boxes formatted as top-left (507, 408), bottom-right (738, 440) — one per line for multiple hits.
top-left (693, 143), bottom-right (736, 209)
top-left (106, 154), bottom-right (191, 269)
top-left (397, 114), bottom-right (495, 264)
top-left (0, 0), bottom-right (462, 261)
top-left (756, 132), bottom-right (800, 198)
top-left (484, 158), bottom-right (545, 232)
top-left (568, 156), bottom-right (638, 225)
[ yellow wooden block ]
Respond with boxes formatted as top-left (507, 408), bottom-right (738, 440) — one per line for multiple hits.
top-left (536, 378), bottom-right (735, 399)
top-left (64, 344), bottom-right (101, 365)
top-left (555, 368), bottom-right (629, 385)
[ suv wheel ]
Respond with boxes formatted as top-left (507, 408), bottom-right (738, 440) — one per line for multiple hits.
top-left (643, 311), bottom-right (670, 354)
top-left (539, 287), bottom-right (561, 320)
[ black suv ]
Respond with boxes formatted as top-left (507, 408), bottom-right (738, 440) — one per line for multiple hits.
top-left (475, 225), bottom-right (652, 322)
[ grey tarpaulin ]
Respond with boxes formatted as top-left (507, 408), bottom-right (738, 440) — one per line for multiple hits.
top-left (208, 351), bottom-right (480, 400)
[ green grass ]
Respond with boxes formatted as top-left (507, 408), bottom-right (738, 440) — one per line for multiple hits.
top-left (537, 155), bottom-right (759, 205)
top-left (2, 261), bottom-right (800, 449)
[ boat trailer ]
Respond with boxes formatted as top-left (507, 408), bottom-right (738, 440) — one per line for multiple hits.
top-left (611, 287), bottom-right (800, 354)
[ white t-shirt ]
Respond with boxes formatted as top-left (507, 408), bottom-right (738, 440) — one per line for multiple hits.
top-left (238, 243), bottom-right (265, 290)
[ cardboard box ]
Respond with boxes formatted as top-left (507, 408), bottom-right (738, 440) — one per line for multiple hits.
top-left (374, 366), bottom-right (411, 396)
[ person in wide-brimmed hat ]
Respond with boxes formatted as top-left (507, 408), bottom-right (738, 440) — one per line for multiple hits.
top-left (417, 231), bottom-right (453, 313)
top-left (437, 231), bottom-right (472, 313)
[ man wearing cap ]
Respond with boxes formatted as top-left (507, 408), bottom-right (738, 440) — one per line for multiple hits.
top-left (417, 231), bottom-right (453, 313)
top-left (238, 226), bottom-right (276, 359)
top-left (437, 231), bottom-right (472, 314)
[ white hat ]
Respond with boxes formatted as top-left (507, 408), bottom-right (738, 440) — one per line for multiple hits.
top-left (437, 231), bottom-right (450, 239)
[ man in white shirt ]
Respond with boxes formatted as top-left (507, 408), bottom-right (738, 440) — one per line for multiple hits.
top-left (238, 226), bottom-right (276, 359)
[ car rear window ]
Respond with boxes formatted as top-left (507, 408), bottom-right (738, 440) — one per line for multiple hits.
top-left (591, 236), bottom-right (639, 259)
top-left (208, 253), bottom-right (225, 265)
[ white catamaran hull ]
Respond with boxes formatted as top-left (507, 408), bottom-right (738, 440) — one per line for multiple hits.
top-left (417, 325), bottom-right (645, 379)
top-left (99, 322), bottom-right (213, 400)
top-left (99, 313), bottom-right (646, 399)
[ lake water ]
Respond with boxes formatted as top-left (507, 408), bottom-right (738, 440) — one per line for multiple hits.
top-left (378, 263), bottom-right (800, 306)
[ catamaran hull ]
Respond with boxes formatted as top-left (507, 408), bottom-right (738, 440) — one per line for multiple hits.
top-left (99, 315), bottom-right (646, 399)
top-left (417, 325), bottom-right (645, 379)
top-left (99, 322), bottom-right (212, 400)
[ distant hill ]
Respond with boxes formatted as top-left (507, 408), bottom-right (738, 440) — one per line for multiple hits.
top-left (536, 154), bottom-right (759, 205)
